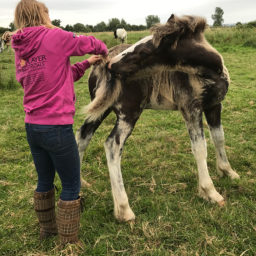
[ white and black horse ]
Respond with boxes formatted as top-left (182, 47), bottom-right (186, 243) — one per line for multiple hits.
top-left (0, 31), bottom-right (11, 53)
top-left (114, 28), bottom-right (127, 44)
top-left (76, 15), bottom-right (240, 222)
top-left (0, 39), bottom-right (3, 53)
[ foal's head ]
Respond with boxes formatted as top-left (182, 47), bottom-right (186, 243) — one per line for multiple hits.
top-left (152, 15), bottom-right (205, 46)
top-left (150, 14), bottom-right (223, 75)
top-left (151, 14), bottom-right (207, 49)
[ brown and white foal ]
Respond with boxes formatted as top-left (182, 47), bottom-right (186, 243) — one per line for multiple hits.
top-left (76, 15), bottom-right (240, 222)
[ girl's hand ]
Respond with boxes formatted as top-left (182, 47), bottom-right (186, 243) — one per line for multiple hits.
top-left (87, 55), bottom-right (102, 65)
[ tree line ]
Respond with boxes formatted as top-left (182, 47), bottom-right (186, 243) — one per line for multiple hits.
top-left (0, 15), bottom-right (160, 33)
top-left (49, 15), bottom-right (161, 32)
top-left (1, 8), bottom-right (256, 34)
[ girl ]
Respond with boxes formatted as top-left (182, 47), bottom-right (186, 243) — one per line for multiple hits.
top-left (12, 0), bottom-right (108, 245)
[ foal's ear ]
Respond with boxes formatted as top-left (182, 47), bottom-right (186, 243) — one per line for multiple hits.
top-left (167, 14), bottom-right (175, 23)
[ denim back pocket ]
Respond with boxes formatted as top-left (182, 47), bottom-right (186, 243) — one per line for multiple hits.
top-left (32, 125), bottom-right (61, 151)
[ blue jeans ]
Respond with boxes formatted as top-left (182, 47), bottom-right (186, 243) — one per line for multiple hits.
top-left (25, 123), bottom-right (80, 201)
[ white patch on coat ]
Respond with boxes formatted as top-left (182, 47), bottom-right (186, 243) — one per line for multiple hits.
top-left (109, 35), bottom-right (153, 65)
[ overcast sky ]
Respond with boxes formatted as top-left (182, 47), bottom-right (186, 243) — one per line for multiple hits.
top-left (1, 0), bottom-right (256, 28)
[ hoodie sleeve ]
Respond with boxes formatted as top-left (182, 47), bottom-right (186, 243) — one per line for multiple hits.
top-left (57, 29), bottom-right (108, 57)
top-left (71, 59), bottom-right (90, 82)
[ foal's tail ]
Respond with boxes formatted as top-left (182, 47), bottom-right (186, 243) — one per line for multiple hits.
top-left (82, 65), bottom-right (122, 122)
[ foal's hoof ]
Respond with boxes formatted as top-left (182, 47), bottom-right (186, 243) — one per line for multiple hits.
top-left (229, 171), bottom-right (240, 180)
top-left (198, 186), bottom-right (225, 205)
top-left (115, 208), bottom-right (135, 222)
top-left (217, 166), bottom-right (240, 180)
top-left (81, 178), bottom-right (91, 188)
top-left (217, 200), bottom-right (225, 207)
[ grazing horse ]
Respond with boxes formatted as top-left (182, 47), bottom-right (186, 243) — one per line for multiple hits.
top-left (76, 15), bottom-right (240, 222)
top-left (0, 37), bottom-right (5, 53)
top-left (0, 31), bottom-right (12, 53)
top-left (114, 28), bottom-right (127, 44)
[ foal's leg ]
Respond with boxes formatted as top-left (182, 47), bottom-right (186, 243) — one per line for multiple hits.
top-left (182, 107), bottom-right (225, 205)
top-left (76, 110), bottom-right (111, 187)
top-left (104, 114), bottom-right (140, 222)
top-left (204, 104), bottom-right (240, 179)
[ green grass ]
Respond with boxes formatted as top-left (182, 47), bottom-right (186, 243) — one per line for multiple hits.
top-left (0, 29), bottom-right (256, 256)
top-left (205, 27), bottom-right (256, 48)
top-left (0, 52), bottom-right (19, 90)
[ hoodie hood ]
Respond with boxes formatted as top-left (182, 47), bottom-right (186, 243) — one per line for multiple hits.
top-left (12, 26), bottom-right (49, 59)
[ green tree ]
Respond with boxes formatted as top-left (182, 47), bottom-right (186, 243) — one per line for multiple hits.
top-left (94, 21), bottom-right (107, 32)
top-left (247, 20), bottom-right (256, 28)
top-left (235, 22), bottom-right (243, 29)
top-left (52, 19), bottom-right (61, 27)
top-left (211, 7), bottom-right (224, 27)
top-left (65, 24), bottom-right (74, 32)
top-left (9, 22), bottom-right (15, 31)
top-left (0, 27), bottom-right (9, 34)
top-left (120, 19), bottom-right (127, 29)
top-left (85, 25), bottom-right (93, 32)
top-left (108, 18), bottom-right (120, 31)
top-left (145, 15), bottom-right (160, 29)
top-left (138, 25), bottom-right (147, 31)
top-left (73, 23), bottom-right (86, 32)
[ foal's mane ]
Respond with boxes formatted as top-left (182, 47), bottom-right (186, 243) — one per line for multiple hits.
top-left (151, 14), bottom-right (207, 48)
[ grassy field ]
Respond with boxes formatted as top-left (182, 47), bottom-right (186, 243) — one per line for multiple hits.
top-left (0, 28), bottom-right (256, 255)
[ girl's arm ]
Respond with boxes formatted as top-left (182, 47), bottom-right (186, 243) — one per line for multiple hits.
top-left (57, 29), bottom-right (108, 57)
top-left (72, 55), bottom-right (102, 82)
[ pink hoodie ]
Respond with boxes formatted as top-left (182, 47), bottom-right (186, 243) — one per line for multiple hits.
top-left (12, 26), bottom-right (108, 125)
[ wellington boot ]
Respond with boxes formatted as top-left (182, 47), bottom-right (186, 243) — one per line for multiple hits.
top-left (34, 188), bottom-right (58, 239)
top-left (56, 198), bottom-right (81, 245)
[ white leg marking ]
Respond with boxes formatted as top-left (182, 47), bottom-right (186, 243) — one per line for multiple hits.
top-left (75, 130), bottom-right (93, 187)
top-left (104, 120), bottom-right (135, 222)
top-left (75, 130), bottom-right (93, 164)
top-left (191, 137), bottom-right (225, 205)
top-left (210, 126), bottom-right (240, 179)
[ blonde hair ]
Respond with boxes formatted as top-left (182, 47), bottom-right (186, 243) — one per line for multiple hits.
top-left (14, 0), bottom-right (55, 30)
